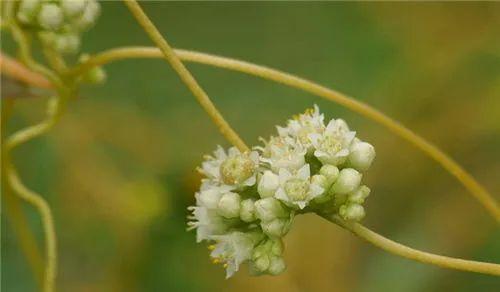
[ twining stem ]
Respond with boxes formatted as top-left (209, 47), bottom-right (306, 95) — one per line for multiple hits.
top-left (3, 93), bottom-right (68, 292)
top-left (69, 47), bottom-right (500, 223)
top-left (3, 19), bottom-right (67, 292)
top-left (321, 214), bottom-right (500, 276)
top-left (122, 0), bottom-right (248, 152)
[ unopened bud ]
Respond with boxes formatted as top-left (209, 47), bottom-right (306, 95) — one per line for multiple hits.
top-left (217, 192), bottom-right (241, 218)
top-left (348, 141), bottom-right (375, 172)
top-left (339, 203), bottom-right (365, 221)
top-left (258, 170), bottom-right (279, 198)
top-left (331, 168), bottom-right (361, 195)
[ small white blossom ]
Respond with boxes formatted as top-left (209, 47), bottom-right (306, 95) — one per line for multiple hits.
top-left (277, 105), bottom-right (325, 149)
top-left (188, 207), bottom-right (229, 242)
top-left (275, 164), bottom-right (324, 209)
top-left (210, 231), bottom-right (262, 278)
top-left (259, 136), bottom-right (306, 172)
top-left (310, 119), bottom-right (356, 165)
top-left (201, 146), bottom-right (259, 190)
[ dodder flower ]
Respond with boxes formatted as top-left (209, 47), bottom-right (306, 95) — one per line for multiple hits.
top-left (188, 105), bottom-right (376, 278)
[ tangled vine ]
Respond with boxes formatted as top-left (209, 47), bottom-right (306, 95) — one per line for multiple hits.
top-left (1, 1), bottom-right (499, 291)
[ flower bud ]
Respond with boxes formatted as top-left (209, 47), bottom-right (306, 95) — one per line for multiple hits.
top-left (84, 66), bottom-right (107, 84)
top-left (38, 3), bottom-right (63, 30)
top-left (255, 197), bottom-right (287, 222)
top-left (258, 170), bottom-right (279, 198)
top-left (311, 174), bottom-right (328, 189)
top-left (240, 199), bottom-right (256, 222)
top-left (331, 168), bottom-right (361, 195)
top-left (339, 203), bottom-right (365, 221)
top-left (17, 0), bottom-right (41, 24)
top-left (73, 0), bottom-right (100, 30)
top-left (217, 192), bottom-right (241, 219)
top-left (348, 185), bottom-right (370, 204)
top-left (319, 164), bottom-right (339, 184)
top-left (261, 218), bottom-right (291, 238)
top-left (197, 188), bottom-right (222, 209)
top-left (268, 256), bottom-right (286, 275)
top-left (348, 141), bottom-right (375, 172)
top-left (53, 33), bottom-right (80, 54)
top-left (61, 0), bottom-right (87, 17)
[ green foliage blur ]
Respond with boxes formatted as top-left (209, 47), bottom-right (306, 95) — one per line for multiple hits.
top-left (2, 2), bottom-right (500, 291)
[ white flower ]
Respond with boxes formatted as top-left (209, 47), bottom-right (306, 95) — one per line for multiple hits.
top-left (200, 146), bottom-right (259, 190)
top-left (187, 207), bottom-right (229, 242)
top-left (210, 231), bottom-right (262, 278)
top-left (259, 136), bottom-right (306, 172)
top-left (310, 119), bottom-right (356, 165)
top-left (255, 197), bottom-right (288, 222)
top-left (277, 105), bottom-right (325, 149)
top-left (275, 164), bottom-right (324, 209)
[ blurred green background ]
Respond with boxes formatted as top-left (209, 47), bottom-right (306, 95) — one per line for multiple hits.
top-left (2, 1), bottom-right (500, 291)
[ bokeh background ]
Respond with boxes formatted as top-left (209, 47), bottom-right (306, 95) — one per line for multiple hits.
top-left (2, 2), bottom-right (500, 291)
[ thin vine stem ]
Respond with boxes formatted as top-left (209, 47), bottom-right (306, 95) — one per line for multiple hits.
top-left (3, 16), bottom-right (68, 292)
top-left (321, 214), bottom-right (500, 276)
top-left (122, 0), bottom-right (249, 152)
top-left (69, 46), bottom-right (500, 223)
top-left (2, 93), bottom-right (68, 292)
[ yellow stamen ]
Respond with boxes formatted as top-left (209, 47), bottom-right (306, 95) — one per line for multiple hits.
top-left (208, 244), bottom-right (216, 251)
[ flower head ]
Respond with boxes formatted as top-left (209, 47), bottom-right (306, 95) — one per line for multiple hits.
top-left (188, 105), bottom-right (375, 278)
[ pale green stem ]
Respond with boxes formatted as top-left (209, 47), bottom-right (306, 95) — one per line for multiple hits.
top-left (321, 214), bottom-right (500, 276)
top-left (122, 0), bottom-right (249, 152)
top-left (3, 20), bottom-right (67, 292)
top-left (71, 46), bottom-right (500, 223)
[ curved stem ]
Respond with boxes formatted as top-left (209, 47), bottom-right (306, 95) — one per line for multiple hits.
top-left (321, 214), bottom-right (500, 276)
top-left (3, 94), bottom-right (68, 292)
top-left (122, 0), bottom-right (248, 152)
top-left (71, 46), bottom-right (500, 222)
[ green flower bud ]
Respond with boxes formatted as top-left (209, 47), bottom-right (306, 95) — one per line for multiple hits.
top-left (53, 33), bottom-right (80, 54)
top-left (339, 203), bottom-right (365, 221)
top-left (319, 164), bottom-right (339, 184)
top-left (258, 170), bottom-right (279, 198)
top-left (217, 192), bottom-right (241, 219)
top-left (255, 197), bottom-right (287, 222)
top-left (38, 3), bottom-right (63, 31)
top-left (331, 168), bottom-right (361, 195)
top-left (72, 0), bottom-right (100, 30)
top-left (348, 141), bottom-right (375, 172)
top-left (268, 256), bottom-right (286, 275)
top-left (348, 185), bottom-right (370, 204)
top-left (240, 198), bottom-right (256, 222)
top-left (17, 0), bottom-right (41, 24)
top-left (261, 217), bottom-right (291, 238)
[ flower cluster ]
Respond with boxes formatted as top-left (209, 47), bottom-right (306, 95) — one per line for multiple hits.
top-left (16, 0), bottom-right (100, 54)
top-left (188, 106), bottom-right (375, 278)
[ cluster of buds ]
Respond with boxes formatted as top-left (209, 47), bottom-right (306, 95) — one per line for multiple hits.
top-left (188, 105), bottom-right (375, 278)
top-left (16, 0), bottom-right (100, 54)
